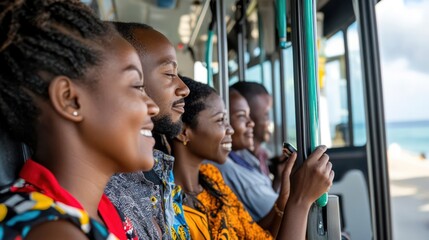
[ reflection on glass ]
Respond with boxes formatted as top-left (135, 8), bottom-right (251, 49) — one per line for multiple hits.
top-left (320, 31), bottom-right (349, 148)
top-left (347, 22), bottom-right (367, 146)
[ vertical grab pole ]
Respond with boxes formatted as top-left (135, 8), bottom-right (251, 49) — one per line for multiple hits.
top-left (206, 29), bottom-right (214, 86)
top-left (215, 0), bottom-right (230, 114)
top-left (276, 0), bottom-right (289, 144)
top-left (236, 0), bottom-right (247, 81)
top-left (304, 0), bottom-right (328, 208)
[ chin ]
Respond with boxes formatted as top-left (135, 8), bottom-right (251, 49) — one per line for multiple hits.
top-left (140, 157), bottom-right (155, 171)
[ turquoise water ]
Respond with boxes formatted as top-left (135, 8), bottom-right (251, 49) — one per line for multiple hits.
top-left (386, 121), bottom-right (429, 156)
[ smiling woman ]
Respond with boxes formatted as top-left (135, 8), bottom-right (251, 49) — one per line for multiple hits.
top-left (0, 0), bottom-right (158, 239)
top-left (170, 76), bottom-right (272, 240)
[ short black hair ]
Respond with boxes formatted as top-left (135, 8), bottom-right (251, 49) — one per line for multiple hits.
top-left (111, 22), bottom-right (153, 58)
top-left (230, 81), bottom-right (270, 103)
top-left (181, 76), bottom-right (217, 129)
top-left (0, 0), bottom-right (112, 149)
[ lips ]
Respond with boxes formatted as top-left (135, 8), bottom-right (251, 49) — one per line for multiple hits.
top-left (245, 131), bottom-right (254, 138)
top-left (172, 101), bottom-right (185, 114)
top-left (140, 122), bottom-right (154, 137)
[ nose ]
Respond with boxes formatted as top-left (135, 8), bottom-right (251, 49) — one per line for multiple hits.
top-left (247, 118), bottom-right (255, 128)
top-left (226, 124), bottom-right (234, 135)
top-left (144, 94), bottom-right (160, 117)
top-left (175, 76), bottom-right (190, 98)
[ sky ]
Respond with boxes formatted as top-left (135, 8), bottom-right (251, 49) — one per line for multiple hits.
top-left (376, 0), bottom-right (429, 122)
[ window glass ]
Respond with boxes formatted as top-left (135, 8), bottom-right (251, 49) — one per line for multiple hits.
top-left (320, 31), bottom-right (349, 148)
top-left (347, 22), bottom-right (367, 146)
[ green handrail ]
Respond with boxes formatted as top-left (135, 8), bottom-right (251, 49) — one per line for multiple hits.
top-left (205, 29), bottom-right (214, 87)
top-left (304, 0), bottom-right (328, 207)
top-left (276, 0), bottom-right (287, 49)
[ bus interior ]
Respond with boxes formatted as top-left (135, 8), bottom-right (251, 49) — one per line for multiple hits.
top-left (0, 0), bottom-right (394, 239)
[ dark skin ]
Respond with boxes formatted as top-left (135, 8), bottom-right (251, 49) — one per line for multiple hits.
top-left (229, 91), bottom-right (255, 151)
top-left (126, 27), bottom-right (190, 236)
top-left (174, 93), bottom-right (234, 203)
top-left (25, 35), bottom-right (159, 239)
top-left (229, 92), bottom-right (334, 239)
top-left (248, 93), bottom-right (273, 154)
top-left (132, 28), bottom-right (190, 127)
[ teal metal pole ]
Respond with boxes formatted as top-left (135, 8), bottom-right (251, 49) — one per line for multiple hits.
top-left (276, 0), bottom-right (287, 49)
top-left (303, 0), bottom-right (328, 207)
top-left (205, 29), bottom-right (214, 87)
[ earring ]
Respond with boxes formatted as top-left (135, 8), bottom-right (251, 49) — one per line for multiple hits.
top-left (72, 111), bottom-right (79, 116)
top-left (183, 140), bottom-right (188, 146)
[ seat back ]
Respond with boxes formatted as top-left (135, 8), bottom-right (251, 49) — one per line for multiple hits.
top-left (0, 132), bottom-right (26, 189)
top-left (330, 170), bottom-right (372, 240)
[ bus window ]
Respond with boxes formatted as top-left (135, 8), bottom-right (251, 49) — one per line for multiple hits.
top-left (347, 22), bottom-right (367, 146)
top-left (320, 30), bottom-right (349, 148)
top-left (320, 23), bottom-right (368, 149)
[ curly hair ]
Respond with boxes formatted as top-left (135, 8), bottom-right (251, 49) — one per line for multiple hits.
top-left (180, 76), bottom-right (216, 129)
top-left (0, 0), bottom-right (113, 149)
top-left (230, 81), bottom-right (269, 103)
top-left (110, 22), bottom-right (153, 59)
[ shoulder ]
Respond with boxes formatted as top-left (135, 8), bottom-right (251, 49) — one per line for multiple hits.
top-left (199, 164), bottom-right (224, 183)
top-left (24, 221), bottom-right (87, 240)
top-left (199, 164), bottom-right (241, 205)
top-left (1, 192), bottom-right (115, 240)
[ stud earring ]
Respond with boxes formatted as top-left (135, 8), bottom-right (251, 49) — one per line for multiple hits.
top-left (183, 140), bottom-right (188, 146)
top-left (72, 111), bottom-right (79, 116)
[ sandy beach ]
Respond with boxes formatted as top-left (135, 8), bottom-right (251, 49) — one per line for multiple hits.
top-left (388, 143), bottom-right (429, 240)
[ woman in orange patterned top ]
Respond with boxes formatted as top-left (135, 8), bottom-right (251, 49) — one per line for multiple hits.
top-left (171, 77), bottom-right (334, 240)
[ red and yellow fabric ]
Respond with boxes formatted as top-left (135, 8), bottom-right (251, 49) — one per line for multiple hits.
top-left (196, 164), bottom-right (273, 240)
top-left (183, 205), bottom-right (211, 240)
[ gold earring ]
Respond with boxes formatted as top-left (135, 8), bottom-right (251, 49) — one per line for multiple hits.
top-left (183, 140), bottom-right (188, 146)
top-left (72, 111), bottom-right (79, 116)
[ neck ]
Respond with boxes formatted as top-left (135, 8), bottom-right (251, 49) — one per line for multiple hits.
top-left (172, 141), bottom-right (203, 195)
top-left (252, 139), bottom-right (263, 155)
top-left (35, 131), bottom-right (114, 221)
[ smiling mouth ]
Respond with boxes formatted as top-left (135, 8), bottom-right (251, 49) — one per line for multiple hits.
top-left (140, 129), bottom-right (153, 137)
top-left (221, 143), bottom-right (232, 151)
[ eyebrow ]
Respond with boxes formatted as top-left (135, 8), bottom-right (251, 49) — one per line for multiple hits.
top-left (123, 65), bottom-right (143, 81)
top-left (211, 111), bottom-right (226, 118)
top-left (160, 60), bottom-right (178, 69)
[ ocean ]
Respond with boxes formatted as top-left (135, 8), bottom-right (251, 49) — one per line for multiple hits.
top-left (386, 120), bottom-right (429, 157)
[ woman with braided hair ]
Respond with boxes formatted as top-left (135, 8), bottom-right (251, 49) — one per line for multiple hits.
top-left (0, 0), bottom-right (159, 239)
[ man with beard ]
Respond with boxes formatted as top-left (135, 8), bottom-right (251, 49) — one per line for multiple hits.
top-left (103, 23), bottom-right (191, 240)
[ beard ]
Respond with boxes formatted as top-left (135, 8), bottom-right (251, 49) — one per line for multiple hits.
top-left (152, 114), bottom-right (183, 139)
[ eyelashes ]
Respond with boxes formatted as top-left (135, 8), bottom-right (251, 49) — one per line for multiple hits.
top-left (134, 85), bottom-right (145, 93)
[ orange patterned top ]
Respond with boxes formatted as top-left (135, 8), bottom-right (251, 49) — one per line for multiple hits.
top-left (196, 164), bottom-right (273, 240)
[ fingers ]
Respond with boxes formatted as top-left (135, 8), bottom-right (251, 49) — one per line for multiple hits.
top-left (329, 169), bottom-right (335, 182)
top-left (282, 148), bottom-right (293, 158)
top-left (282, 152), bottom-right (297, 177)
top-left (307, 145), bottom-right (327, 163)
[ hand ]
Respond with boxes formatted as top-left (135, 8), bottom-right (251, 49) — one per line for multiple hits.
top-left (288, 145), bottom-right (334, 206)
top-left (276, 152), bottom-right (297, 208)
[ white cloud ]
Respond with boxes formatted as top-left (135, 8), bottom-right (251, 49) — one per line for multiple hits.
top-left (376, 0), bottom-right (429, 74)
top-left (381, 58), bottom-right (429, 122)
top-left (376, 0), bottom-right (429, 122)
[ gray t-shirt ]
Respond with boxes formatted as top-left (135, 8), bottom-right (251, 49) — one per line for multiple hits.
top-left (212, 149), bottom-right (278, 221)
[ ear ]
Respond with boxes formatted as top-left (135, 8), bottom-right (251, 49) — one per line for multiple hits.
top-left (48, 76), bottom-right (83, 122)
top-left (175, 124), bottom-right (192, 143)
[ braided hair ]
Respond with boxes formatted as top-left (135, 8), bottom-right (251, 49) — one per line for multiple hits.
top-left (0, 0), bottom-right (113, 149)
